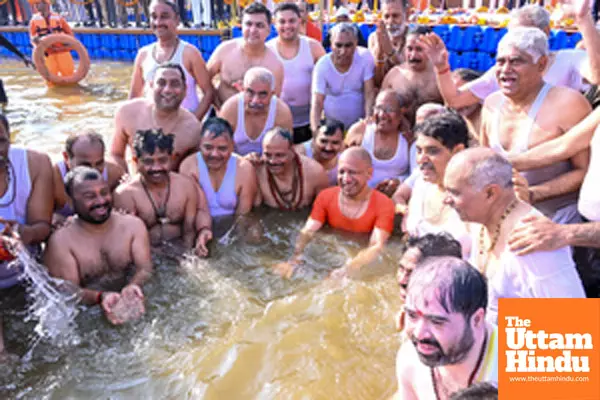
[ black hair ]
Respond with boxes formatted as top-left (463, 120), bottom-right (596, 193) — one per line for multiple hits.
top-left (64, 166), bottom-right (103, 198)
top-left (274, 2), bottom-right (301, 18)
top-left (201, 117), bottom-right (234, 139)
top-left (406, 232), bottom-right (462, 260)
top-left (410, 256), bottom-right (488, 319)
top-left (454, 68), bottom-right (483, 83)
top-left (133, 129), bottom-right (175, 158)
top-left (150, 0), bottom-right (179, 16)
top-left (243, 2), bottom-right (272, 25)
top-left (65, 130), bottom-right (105, 158)
top-left (407, 24), bottom-right (432, 36)
top-left (155, 62), bottom-right (186, 85)
top-left (449, 382), bottom-right (498, 400)
top-left (414, 112), bottom-right (469, 150)
top-left (268, 126), bottom-right (294, 144)
top-left (0, 114), bottom-right (8, 132)
top-left (318, 118), bottom-right (345, 137)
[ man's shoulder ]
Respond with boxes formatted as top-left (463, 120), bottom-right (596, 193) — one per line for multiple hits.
top-left (117, 98), bottom-right (149, 114)
top-left (113, 211), bottom-right (146, 231)
top-left (482, 90), bottom-right (503, 109)
top-left (547, 85), bottom-right (587, 104)
top-left (214, 39), bottom-right (240, 57)
top-left (300, 154), bottom-right (325, 175)
top-left (315, 186), bottom-right (339, 202)
top-left (371, 189), bottom-right (395, 210)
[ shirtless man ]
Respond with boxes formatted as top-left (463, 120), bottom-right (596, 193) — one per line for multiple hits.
top-left (369, 0), bottom-right (407, 86)
top-left (480, 27), bottom-right (591, 224)
top-left (53, 131), bottom-right (124, 219)
top-left (219, 67), bottom-right (293, 157)
top-left (113, 129), bottom-right (204, 254)
top-left (311, 23), bottom-right (376, 132)
top-left (256, 127), bottom-right (329, 211)
top-left (128, 0), bottom-right (214, 120)
top-left (44, 167), bottom-right (153, 325)
top-left (295, 118), bottom-right (344, 186)
top-left (207, 2), bottom-right (284, 108)
top-left (381, 25), bottom-right (442, 108)
top-left (179, 117), bottom-right (257, 218)
top-left (346, 90), bottom-right (411, 196)
top-left (0, 114), bottom-right (53, 353)
top-left (421, 1), bottom-right (600, 110)
top-left (267, 2), bottom-right (326, 143)
top-left (443, 148), bottom-right (585, 324)
top-left (395, 256), bottom-right (498, 399)
top-left (274, 147), bottom-right (395, 279)
top-left (112, 63), bottom-right (202, 172)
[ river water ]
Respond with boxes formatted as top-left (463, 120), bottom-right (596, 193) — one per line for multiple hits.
top-left (0, 60), bottom-right (404, 399)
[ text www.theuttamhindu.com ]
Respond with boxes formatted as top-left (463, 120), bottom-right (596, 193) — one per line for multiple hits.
top-left (508, 376), bottom-right (590, 383)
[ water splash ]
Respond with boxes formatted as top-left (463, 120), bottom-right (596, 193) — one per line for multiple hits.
top-left (5, 238), bottom-right (81, 354)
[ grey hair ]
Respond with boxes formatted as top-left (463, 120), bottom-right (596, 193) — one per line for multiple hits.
top-left (510, 5), bottom-right (550, 30)
top-left (243, 67), bottom-right (275, 91)
top-left (468, 152), bottom-right (513, 191)
top-left (497, 26), bottom-right (549, 63)
top-left (330, 22), bottom-right (358, 41)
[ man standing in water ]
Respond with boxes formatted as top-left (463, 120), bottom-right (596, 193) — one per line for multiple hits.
top-left (179, 118), bottom-right (258, 219)
top-left (128, 0), bottom-right (214, 120)
top-left (207, 2), bottom-right (284, 108)
top-left (53, 131), bottom-right (124, 220)
top-left (267, 2), bottom-right (326, 143)
top-left (0, 114), bottom-right (53, 353)
top-left (114, 130), bottom-right (211, 256)
top-left (45, 167), bottom-right (153, 325)
top-left (256, 127), bottom-right (329, 211)
top-left (395, 256), bottom-right (498, 399)
top-left (275, 147), bottom-right (394, 279)
top-left (112, 64), bottom-right (202, 172)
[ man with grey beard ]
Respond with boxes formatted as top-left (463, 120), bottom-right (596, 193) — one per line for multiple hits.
top-left (368, 0), bottom-right (408, 87)
top-left (394, 256), bottom-right (498, 399)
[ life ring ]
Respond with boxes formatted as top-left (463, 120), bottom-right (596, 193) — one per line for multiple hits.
top-left (33, 33), bottom-right (90, 85)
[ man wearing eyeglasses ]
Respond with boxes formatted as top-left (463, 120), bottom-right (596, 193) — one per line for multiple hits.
top-left (311, 22), bottom-right (376, 133)
top-left (219, 67), bottom-right (293, 161)
top-left (207, 2), bottom-right (284, 109)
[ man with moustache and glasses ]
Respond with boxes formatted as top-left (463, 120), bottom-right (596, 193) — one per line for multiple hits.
top-left (369, 0), bottom-right (408, 87)
top-left (256, 127), bottom-right (329, 211)
top-left (381, 25), bottom-right (443, 108)
top-left (112, 64), bottom-right (202, 172)
top-left (267, 2), bottom-right (326, 144)
top-left (44, 167), bottom-right (153, 325)
top-left (128, 0), bottom-right (214, 121)
top-left (394, 256), bottom-right (498, 400)
top-left (311, 22), bottom-right (376, 132)
top-left (274, 147), bottom-right (394, 279)
top-left (114, 129), bottom-right (211, 256)
top-left (208, 2), bottom-right (284, 108)
top-left (219, 67), bottom-right (293, 160)
top-left (0, 114), bottom-right (53, 354)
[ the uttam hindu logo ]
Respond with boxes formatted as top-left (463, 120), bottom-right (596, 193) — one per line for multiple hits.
top-left (505, 315), bottom-right (592, 373)
top-left (499, 298), bottom-right (600, 400)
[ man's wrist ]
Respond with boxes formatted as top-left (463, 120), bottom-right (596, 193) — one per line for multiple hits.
top-left (436, 64), bottom-right (450, 75)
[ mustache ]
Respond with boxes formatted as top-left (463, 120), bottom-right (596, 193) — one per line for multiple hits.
top-left (409, 58), bottom-right (422, 63)
top-left (411, 336), bottom-right (442, 349)
top-left (90, 202), bottom-right (110, 211)
top-left (248, 103), bottom-right (264, 109)
top-left (419, 162), bottom-right (434, 170)
top-left (148, 170), bottom-right (168, 176)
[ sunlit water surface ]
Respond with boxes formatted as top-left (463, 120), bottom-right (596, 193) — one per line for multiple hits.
top-left (0, 59), bottom-right (404, 399)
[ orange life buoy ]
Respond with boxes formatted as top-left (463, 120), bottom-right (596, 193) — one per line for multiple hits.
top-left (33, 33), bottom-right (90, 85)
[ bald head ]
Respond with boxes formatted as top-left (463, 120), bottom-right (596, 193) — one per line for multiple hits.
top-left (244, 67), bottom-right (275, 91)
top-left (447, 148), bottom-right (512, 191)
top-left (339, 146), bottom-right (372, 168)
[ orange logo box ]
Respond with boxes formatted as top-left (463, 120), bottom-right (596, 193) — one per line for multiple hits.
top-left (499, 298), bottom-right (600, 400)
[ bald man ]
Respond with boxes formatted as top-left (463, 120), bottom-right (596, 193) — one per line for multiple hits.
top-left (256, 127), bottom-right (329, 211)
top-left (443, 148), bottom-right (585, 324)
top-left (274, 147), bottom-right (395, 279)
top-left (219, 67), bottom-right (293, 159)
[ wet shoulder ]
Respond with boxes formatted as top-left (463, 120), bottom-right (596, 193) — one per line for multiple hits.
top-left (114, 212), bottom-right (147, 233)
top-left (118, 98), bottom-right (149, 114)
top-left (301, 154), bottom-right (325, 176)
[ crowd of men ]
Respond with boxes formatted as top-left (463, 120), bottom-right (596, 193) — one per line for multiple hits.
top-left (3, 0), bottom-right (600, 397)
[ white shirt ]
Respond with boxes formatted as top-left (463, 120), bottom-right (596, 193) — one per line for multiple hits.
top-left (312, 47), bottom-right (374, 129)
